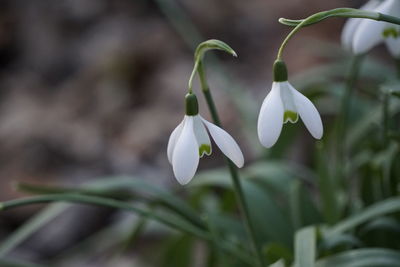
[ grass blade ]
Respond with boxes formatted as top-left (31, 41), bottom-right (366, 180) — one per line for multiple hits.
top-left (294, 226), bottom-right (316, 267)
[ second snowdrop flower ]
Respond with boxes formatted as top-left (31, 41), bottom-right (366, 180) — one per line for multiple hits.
top-left (342, 0), bottom-right (400, 57)
top-left (168, 93), bottom-right (244, 185)
top-left (257, 60), bottom-right (323, 148)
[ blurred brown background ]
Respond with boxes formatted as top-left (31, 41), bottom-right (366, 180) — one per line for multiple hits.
top-left (0, 0), bottom-right (362, 265)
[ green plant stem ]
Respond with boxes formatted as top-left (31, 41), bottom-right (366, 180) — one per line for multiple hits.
top-left (339, 56), bottom-right (363, 148)
top-left (276, 12), bottom-right (320, 60)
top-left (197, 61), bottom-right (265, 267)
top-left (336, 56), bottom-right (363, 205)
top-left (0, 194), bottom-right (253, 265)
top-left (277, 8), bottom-right (400, 60)
top-left (383, 92), bottom-right (390, 147)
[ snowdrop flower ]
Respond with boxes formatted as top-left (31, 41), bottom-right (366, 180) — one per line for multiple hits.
top-left (167, 93), bottom-right (244, 185)
top-left (342, 0), bottom-right (400, 57)
top-left (257, 60), bottom-right (323, 148)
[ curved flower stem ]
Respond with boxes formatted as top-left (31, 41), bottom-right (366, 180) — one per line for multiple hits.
top-left (277, 8), bottom-right (400, 60)
top-left (276, 12), bottom-right (321, 60)
top-left (0, 194), bottom-right (253, 264)
top-left (336, 55), bottom-right (363, 210)
top-left (197, 60), bottom-right (265, 267)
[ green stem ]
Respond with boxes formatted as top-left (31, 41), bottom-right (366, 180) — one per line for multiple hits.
top-left (337, 55), bottom-right (363, 214)
top-left (277, 8), bottom-right (400, 60)
top-left (0, 194), bottom-right (253, 264)
top-left (277, 12), bottom-right (321, 60)
top-left (197, 61), bottom-right (265, 267)
top-left (188, 61), bottom-right (199, 93)
top-left (383, 92), bottom-right (390, 147)
top-left (395, 58), bottom-right (400, 79)
top-left (338, 55), bottom-right (363, 156)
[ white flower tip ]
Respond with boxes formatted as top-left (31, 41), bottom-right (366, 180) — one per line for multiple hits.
top-left (258, 137), bottom-right (277, 149)
top-left (312, 128), bottom-right (323, 140)
top-left (234, 157), bottom-right (244, 168)
top-left (201, 118), bottom-right (245, 168)
top-left (174, 171), bottom-right (194, 185)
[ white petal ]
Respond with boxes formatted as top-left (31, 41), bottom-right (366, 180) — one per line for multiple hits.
top-left (257, 82), bottom-right (284, 148)
top-left (352, 0), bottom-right (398, 54)
top-left (167, 117), bottom-right (185, 164)
top-left (289, 83), bottom-right (323, 139)
top-left (385, 36), bottom-right (400, 57)
top-left (383, 0), bottom-right (400, 57)
top-left (172, 116), bottom-right (199, 185)
top-left (193, 115), bottom-right (212, 157)
top-left (342, 18), bottom-right (362, 51)
top-left (341, 0), bottom-right (381, 50)
top-left (352, 20), bottom-right (387, 54)
top-left (201, 117), bottom-right (244, 168)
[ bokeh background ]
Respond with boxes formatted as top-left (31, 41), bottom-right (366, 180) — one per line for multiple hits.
top-left (0, 0), bottom-right (390, 266)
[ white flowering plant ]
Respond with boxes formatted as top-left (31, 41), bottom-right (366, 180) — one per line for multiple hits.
top-left (1, 1), bottom-right (400, 267)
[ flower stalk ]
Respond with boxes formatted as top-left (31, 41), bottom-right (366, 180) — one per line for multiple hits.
top-left (277, 7), bottom-right (400, 60)
top-left (194, 47), bottom-right (265, 266)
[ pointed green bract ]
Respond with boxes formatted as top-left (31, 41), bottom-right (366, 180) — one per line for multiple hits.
top-left (284, 110), bottom-right (299, 124)
top-left (194, 39), bottom-right (237, 62)
top-left (199, 144), bottom-right (211, 157)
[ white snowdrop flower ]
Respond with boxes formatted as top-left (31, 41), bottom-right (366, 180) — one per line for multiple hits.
top-left (341, 0), bottom-right (382, 51)
top-left (167, 93), bottom-right (244, 185)
top-left (342, 0), bottom-right (400, 57)
top-left (257, 60), bottom-right (323, 148)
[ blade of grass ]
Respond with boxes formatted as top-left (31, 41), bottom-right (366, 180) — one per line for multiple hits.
top-left (0, 258), bottom-right (46, 267)
top-left (0, 194), bottom-right (253, 265)
top-left (326, 196), bottom-right (400, 237)
top-left (316, 248), bottom-right (400, 267)
top-left (294, 226), bottom-right (316, 267)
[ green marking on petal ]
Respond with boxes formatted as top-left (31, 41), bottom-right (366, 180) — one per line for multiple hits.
top-left (383, 27), bottom-right (399, 39)
top-left (199, 144), bottom-right (212, 157)
top-left (284, 110), bottom-right (298, 124)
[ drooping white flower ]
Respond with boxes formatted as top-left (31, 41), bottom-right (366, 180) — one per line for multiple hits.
top-left (342, 0), bottom-right (400, 57)
top-left (168, 93), bottom-right (244, 185)
top-left (257, 60), bottom-right (323, 148)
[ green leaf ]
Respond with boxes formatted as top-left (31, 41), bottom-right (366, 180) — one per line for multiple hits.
top-left (316, 248), bottom-right (400, 267)
top-left (191, 167), bottom-right (294, 247)
top-left (0, 203), bottom-right (67, 257)
top-left (359, 217), bottom-right (400, 236)
top-left (269, 259), bottom-right (286, 267)
top-left (326, 197), bottom-right (400, 237)
top-left (160, 235), bottom-right (194, 267)
top-left (264, 243), bottom-right (293, 265)
top-left (0, 258), bottom-right (45, 267)
top-left (319, 234), bottom-right (362, 253)
top-left (294, 226), bottom-right (316, 267)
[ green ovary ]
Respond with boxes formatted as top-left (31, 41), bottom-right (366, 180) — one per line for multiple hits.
top-left (199, 144), bottom-right (212, 157)
top-left (284, 110), bottom-right (299, 124)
